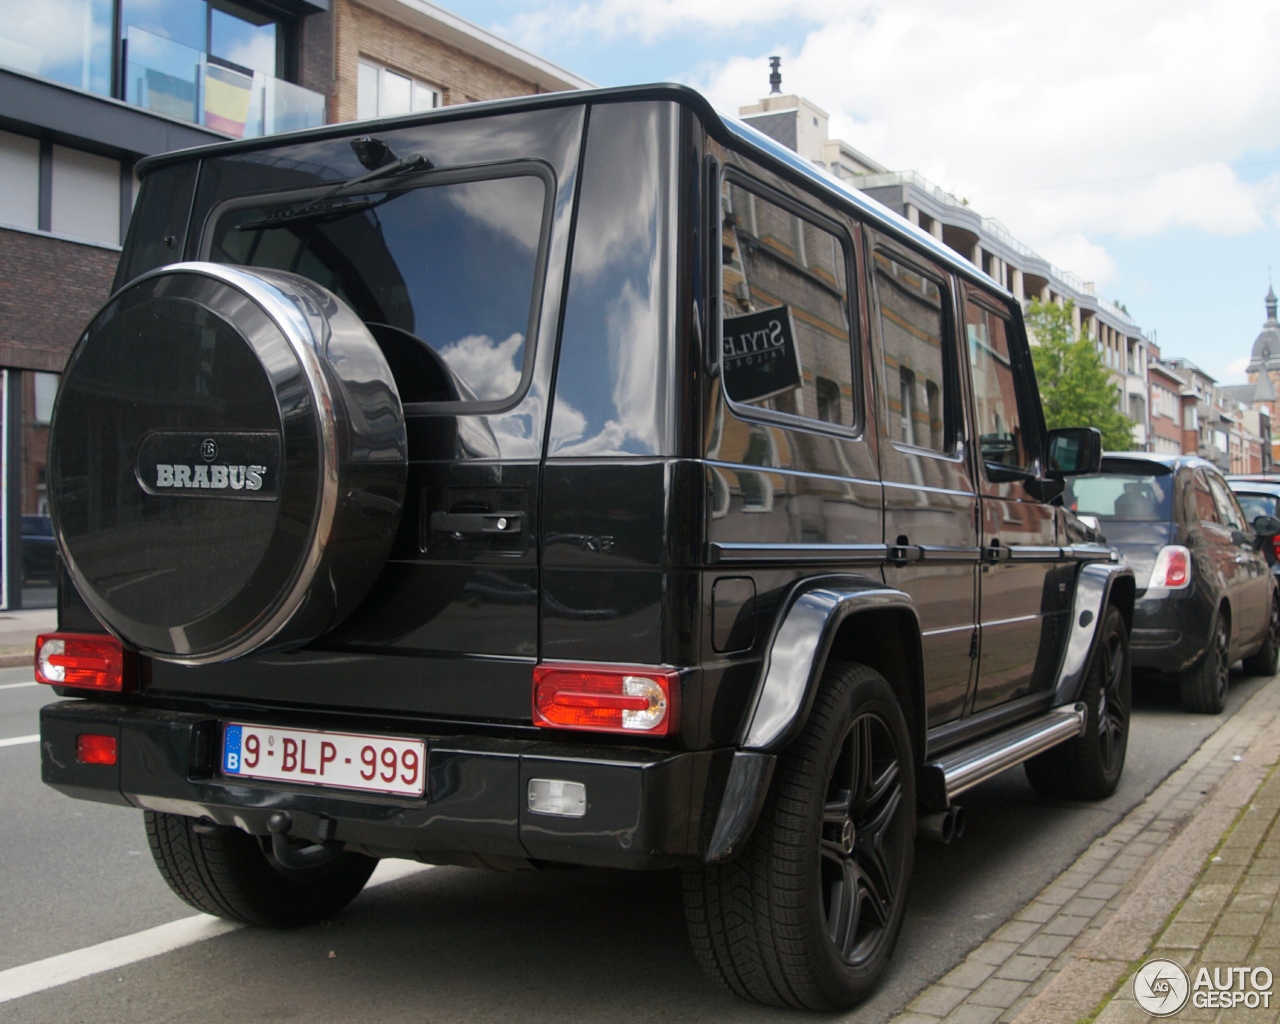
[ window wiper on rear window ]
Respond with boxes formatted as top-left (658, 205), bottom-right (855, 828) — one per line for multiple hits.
top-left (237, 150), bottom-right (431, 231)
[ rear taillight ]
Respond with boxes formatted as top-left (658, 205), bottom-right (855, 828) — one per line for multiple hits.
top-left (35, 633), bottom-right (129, 692)
top-left (1272, 534), bottom-right (1280, 560)
top-left (533, 663), bottom-right (679, 736)
top-left (1149, 546), bottom-right (1192, 589)
top-left (76, 734), bottom-right (118, 765)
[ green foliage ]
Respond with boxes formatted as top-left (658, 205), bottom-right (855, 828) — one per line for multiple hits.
top-left (1026, 299), bottom-right (1135, 451)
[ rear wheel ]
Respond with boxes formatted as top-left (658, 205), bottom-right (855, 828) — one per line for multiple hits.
top-left (145, 812), bottom-right (377, 927)
top-left (1025, 603), bottom-right (1130, 800)
top-left (1242, 593), bottom-right (1280, 677)
top-left (1180, 612), bottom-right (1230, 714)
top-left (683, 664), bottom-right (915, 1010)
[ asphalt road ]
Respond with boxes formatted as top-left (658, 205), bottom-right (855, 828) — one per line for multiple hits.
top-left (0, 664), bottom-right (1271, 1023)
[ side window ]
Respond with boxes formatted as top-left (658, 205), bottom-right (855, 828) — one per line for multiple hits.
top-left (720, 177), bottom-right (855, 428)
top-left (1191, 471), bottom-right (1221, 524)
top-left (965, 297), bottom-right (1031, 473)
top-left (873, 250), bottom-right (952, 454)
top-left (1208, 475), bottom-right (1246, 531)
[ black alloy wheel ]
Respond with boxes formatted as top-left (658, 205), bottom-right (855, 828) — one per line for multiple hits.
top-left (1025, 603), bottom-right (1130, 800)
top-left (1095, 619), bottom-right (1128, 781)
top-left (821, 712), bottom-right (905, 968)
top-left (683, 663), bottom-right (915, 1010)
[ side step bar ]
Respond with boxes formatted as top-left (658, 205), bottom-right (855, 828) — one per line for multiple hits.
top-left (920, 704), bottom-right (1087, 807)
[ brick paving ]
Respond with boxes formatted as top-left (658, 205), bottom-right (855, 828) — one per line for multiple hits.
top-left (890, 677), bottom-right (1280, 1024)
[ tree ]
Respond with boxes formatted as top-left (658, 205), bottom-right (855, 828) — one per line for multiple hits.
top-left (1026, 299), bottom-right (1134, 451)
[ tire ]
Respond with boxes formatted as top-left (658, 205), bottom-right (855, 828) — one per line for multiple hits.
top-left (682, 663), bottom-right (915, 1010)
top-left (1025, 604), bottom-right (1130, 801)
top-left (1242, 593), bottom-right (1280, 677)
top-left (145, 811), bottom-right (377, 928)
top-left (1179, 610), bottom-right (1230, 714)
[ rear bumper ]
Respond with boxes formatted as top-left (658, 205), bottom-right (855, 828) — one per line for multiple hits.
top-left (40, 700), bottom-right (734, 870)
top-left (1129, 586), bottom-right (1215, 673)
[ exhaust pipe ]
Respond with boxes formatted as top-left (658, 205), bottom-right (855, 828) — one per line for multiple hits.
top-left (918, 805), bottom-right (965, 844)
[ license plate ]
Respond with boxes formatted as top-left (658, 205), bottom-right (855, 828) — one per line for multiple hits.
top-left (222, 723), bottom-right (426, 797)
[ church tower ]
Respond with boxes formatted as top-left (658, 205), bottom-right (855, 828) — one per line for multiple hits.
top-left (1245, 284), bottom-right (1280, 407)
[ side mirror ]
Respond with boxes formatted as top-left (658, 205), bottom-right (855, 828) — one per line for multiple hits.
top-left (1253, 515), bottom-right (1280, 538)
top-left (1046, 427), bottom-right (1103, 477)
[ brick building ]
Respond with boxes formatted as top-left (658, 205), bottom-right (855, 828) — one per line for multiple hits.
top-left (0, 0), bottom-right (589, 607)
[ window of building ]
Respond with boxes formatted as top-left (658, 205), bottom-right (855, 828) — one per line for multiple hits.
top-left (719, 176), bottom-right (855, 429)
top-left (873, 250), bottom-right (952, 453)
top-left (965, 297), bottom-right (1030, 473)
top-left (0, 130), bottom-right (39, 230)
top-left (50, 146), bottom-right (121, 246)
top-left (0, 0), bottom-right (114, 96)
top-left (357, 60), bottom-right (441, 120)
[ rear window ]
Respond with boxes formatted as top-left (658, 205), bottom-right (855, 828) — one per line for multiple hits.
top-left (1235, 493), bottom-right (1278, 522)
top-left (1063, 471), bottom-right (1173, 521)
top-left (207, 169), bottom-right (548, 408)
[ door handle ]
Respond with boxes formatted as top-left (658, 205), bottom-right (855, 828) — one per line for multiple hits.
top-left (430, 511), bottom-right (523, 536)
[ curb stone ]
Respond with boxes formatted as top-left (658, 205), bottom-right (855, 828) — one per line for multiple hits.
top-left (887, 678), bottom-right (1280, 1024)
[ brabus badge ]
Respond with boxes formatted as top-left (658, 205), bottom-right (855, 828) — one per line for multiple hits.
top-left (134, 431), bottom-right (282, 500)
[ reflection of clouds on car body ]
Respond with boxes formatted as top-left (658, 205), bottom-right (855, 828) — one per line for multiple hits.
top-left (439, 332), bottom-right (524, 401)
top-left (551, 277), bottom-right (665, 456)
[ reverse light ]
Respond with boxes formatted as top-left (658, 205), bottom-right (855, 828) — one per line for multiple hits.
top-left (533, 663), bottom-right (679, 736)
top-left (1149, 545), bottom-right (1192, 589)
top-left (75, 734), bottom-right (118, 765)
top-left (35, 633), bottom-right (129, 691)
top-left (528, 779), bottom-right (587, 817)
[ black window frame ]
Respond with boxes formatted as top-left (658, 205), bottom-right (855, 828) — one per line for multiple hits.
top-left (869, 238), bottom-right (963, 460)
top-left (714, 162), bottom-right (864, 439)
top-left (199, 158), bottom-right (556, 416)
top-left (962, 285), bottom-right (1045, 482)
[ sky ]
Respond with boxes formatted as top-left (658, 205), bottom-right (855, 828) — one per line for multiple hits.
top-left (444, 0), bottom-right (1280, 386)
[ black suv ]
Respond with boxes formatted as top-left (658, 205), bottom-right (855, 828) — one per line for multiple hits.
top-left (38, 85), bottom-right (1133, 1011)
top-left (1065, 455), bottom-right (1280, 713)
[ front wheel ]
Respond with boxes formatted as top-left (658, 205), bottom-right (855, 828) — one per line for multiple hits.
top-left (145, 812), bottom-right (377, 927)
top-left (683, 663), bottom-right (915, 1010)
top-left (1025, 603), bottom-right (1130, 800)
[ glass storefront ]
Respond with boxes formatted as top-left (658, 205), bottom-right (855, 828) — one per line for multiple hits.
top-left (0, 0), bottom-right (324, 138)
top-left (18, 371), bottom-right (58, 608)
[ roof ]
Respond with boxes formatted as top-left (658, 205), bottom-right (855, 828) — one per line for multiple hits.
top-left (1101, 452), bottom-right (1218, 473)
top-left (135, 84), bottom-right (1012, 297)
top-left (1227, 480), bottom-right (1280, 495)
top-left (356, 0), bottom-right (595, 93)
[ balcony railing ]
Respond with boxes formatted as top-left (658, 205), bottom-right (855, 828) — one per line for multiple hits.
top-left (123, 26), bottom-right (324, 139)
top-left (849, 170), bottom-right (1141, 331)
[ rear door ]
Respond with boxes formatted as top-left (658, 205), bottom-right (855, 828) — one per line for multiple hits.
top-left (961, 290), bottom-right (1070, 711)
top-left (1208, 472), bottom-right (1270, 648)
top-left (869, 238), bottom-right (978, 727)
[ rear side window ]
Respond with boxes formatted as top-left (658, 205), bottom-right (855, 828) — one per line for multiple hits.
top-left (720, 176), bottom-right (855, 429)
top-left (207, 170), bottom-right (548, 408)
top-left (1064, 469), bottom-right (1173, 521)
top-left (873, 251), bottom-right (953, 454)
top-left (1188, 471), bottom-right (1220, 524)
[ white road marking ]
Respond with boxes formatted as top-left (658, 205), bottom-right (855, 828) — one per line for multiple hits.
top-left (0, 858), bottom-right (431, 1004)
top-left (0, 734), bottom-right (39, 748)
top-left (0, 681), bottom-right (36, 690)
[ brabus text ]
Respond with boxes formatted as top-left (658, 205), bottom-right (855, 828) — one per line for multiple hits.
top-left (154, 464), bottom-right (267, 491)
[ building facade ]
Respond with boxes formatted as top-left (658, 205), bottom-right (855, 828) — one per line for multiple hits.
top-left (0, 0), bottom-right (589, 607)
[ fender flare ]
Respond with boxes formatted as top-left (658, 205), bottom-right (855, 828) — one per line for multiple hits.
top-left (739, 576), bottom-right (924, 753)
top-left (1051, 559), bottom-right (1135, 707)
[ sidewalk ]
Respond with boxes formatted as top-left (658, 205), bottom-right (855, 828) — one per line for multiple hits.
top-left (894, 678), bottom-right (1280, 1024)
top-left (0, 607), bottom-right (55, 668)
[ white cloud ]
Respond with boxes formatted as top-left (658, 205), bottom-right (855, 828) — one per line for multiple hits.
top-left (513, 0), bottom-right (1280, 283)
top-left (438, 333), bottom-right (524, 401)
top-left (1224, 355), bottom-right (1251, 382)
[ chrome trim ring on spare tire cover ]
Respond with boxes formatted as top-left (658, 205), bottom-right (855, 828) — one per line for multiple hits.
top-left (48, 261), bottom-right (407, 665)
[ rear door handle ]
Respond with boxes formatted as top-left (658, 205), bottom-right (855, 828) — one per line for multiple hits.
top-left (430, 511), bottom-right (523, 535)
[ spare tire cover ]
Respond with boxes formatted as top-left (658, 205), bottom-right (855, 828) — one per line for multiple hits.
top-left (49, 262), bottom-right (407, 664)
